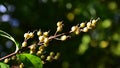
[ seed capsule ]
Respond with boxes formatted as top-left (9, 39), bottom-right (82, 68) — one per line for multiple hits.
top-left (54, 52), bottom-right (60, 60)
top-left (30, 44), bottom-right (36, 50)
top-left (57, 21), bottom-right (63, 27)
top-left (43, 31), bottom-right (49, 37)
top-left (44, 42), bottom-right (49, 47)
top-left (24, 33), bottom-right (30, 39)
top-left (75, 28), bottom-right (80, 35)
top-left (22, 41), bottom-right (27, 47)
top-left (91, 19), bottom-right (97, 27)
top-left (44, 37), bottom-right (49, 44)
top-left (37, 30), bottom-right (42, 36)
top-left (82, 27), bottom-right (88, 32)
top-left (11, 55), bottom-right (16, 60)
top-left (36, 51), bottom-right (42, 56)
top-left (80, 23), bottom-right (85, 28)
top-left (4, 58), bottom-right (9, 63)
top-left (57, 26), bottom-right (63, 32)
top-left (39, 36), bottom-right (44, 42)
top-left (39, 46), bottom-right (44, 51)
top-left (30, 50), bottom-right (34, 54)
top-left (29, 32), bottom-right (34, 38)
top-left (60, 35), bottom-right (67, 41)
top-left (46, 56), bottom-right (52, 62)
top-left (71, 26), bottom-right (77, 32)
top-left (87, 22), bottom-right (92, 29)
top-left (41, 55), bottom-right (45, 60)
top-left (92, 19), bottom-right (96, 25)
top-left (50, 52), bottom-right (55, 57)
top-left (19, 63), bottom-right (24, 68)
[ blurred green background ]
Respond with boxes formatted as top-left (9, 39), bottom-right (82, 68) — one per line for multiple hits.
top-left (0, 0), bottom-right (120, 68)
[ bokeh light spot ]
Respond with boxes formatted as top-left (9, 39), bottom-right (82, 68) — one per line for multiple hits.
top-left (1, 14), bottom-right (11, 22)
top-left (108, 2), bottom-right (117, 10)
top-left (66, 3), bottom-right (72, 9)
top-left (102, 19), bottom-right (112, 28)
top-left (0, 4), bottom-right (7, 13)
top-left (99, 41), bottom-right (109, 48)
top-left (67, 13), bottom-right (74, 21)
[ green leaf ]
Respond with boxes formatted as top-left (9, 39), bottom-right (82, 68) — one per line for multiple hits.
top-left (0, 62), bottom-right (10, 68)
top-left (17, 53), bottom-right (43, 68)
top-left (0, 30), bottom-right (20, 52)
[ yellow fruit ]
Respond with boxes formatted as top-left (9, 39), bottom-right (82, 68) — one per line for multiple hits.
top-left (41, 55), bottom-right (45, 59)
top-left (57, 26), bottom-right (63, 32)
top-left (50, 52), bottom-right (55, 57)
top-left (19, 63), bottom-right (24, 68)
top-left (36, 51), bottom-right (42, 56)
top-left (80, 23), bottom-right (85, 28)
top-left (24, 33), bottom-right (30, 39)
top-left (30, 44), bottom-right (36, 50)
top-left (43, 31), bottom-right (49, 37)
top-left (39, 46), bottom-right (44, 51)
top-left (46, 56), bottom-right (52, 62)
top-left (44, 37), bottom-right (49, 44)
top-left (82, 27), bottom-right (88, 32)
top-left (30, 50), bottom-right (34, 54)
top-left (87, 22), bottom-right (92, 29)
top-left (57, 21), bottom-right (63, 27)
top-left (29, 32), bottom-right (34, 38)
top-left (60, 35), bottom-right (67, 41)
top-left (37, 30), bottom-right (42, 36)
top-left (75, 28), bottom-right (80, 35)
top-left (4, 58), bottom-right (9, 63)
top-left (39, 36), bottom-right (44, 42)
top-left (71, 26), bottom-right (77, 32)
top-left (22, 41), bottom-right (27, 47)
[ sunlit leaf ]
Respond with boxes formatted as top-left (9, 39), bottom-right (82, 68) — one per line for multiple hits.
top-left (0, 62), bottom-right (10, 68)
top-left (17, 53), bottom-right (43, 68)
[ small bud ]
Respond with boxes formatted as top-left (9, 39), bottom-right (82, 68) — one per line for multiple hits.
top-left (36, 51), bottom-right (42, 56)
top-left (54, 56), bottom-right (59, 60)
top-left (82, 27), bottom-right (88, 32)
top-left (39, 36), bottom-right (44, 42)
top-left (37, 30), bottom-right (42, 36)
top-left (57, 26), bottom-right (63, 32)
top-left (4, 58), bottom-right (9, 63)
top-left (57, 21), bottom-right (63, 27)
top-left (92, 19), bottom-right (96, 25)
top-left (56, 52), bottom-right (60, 57)
top-left (54, 52), bottom-right (60, 60)
top-left (42, 61), bottom-right (45, 64)
top-left (39, 46), bottom-right (44, 51)
top-left (75, 28), bottom-right (80, 35)
top-left (91, 19), bottom-right (97, 27)
top-left (30, 50), bottom-right (34, 54)
top-left (87, 22), bottom-right (92, 29)
top-left (46, 56), bottom-right (52, 62)
top-left (43, 31), bottom-right (49, 37)
top-left (30, 44), bottom-right (36, 50)
top-left (41, 55), bottom-right (45, 60)
top-left (29, 32), bottom-right (34, 38)
top-left (44, 37), bottom-right (49, 44)
top-left (44, 43), bottom-right (49, 47)
top-left (11, 55), bottom-right (16, 60)
top-left (22, 41), bottom-right (27, 47)
top-left (71, 26), bottom-right (77, 32)
top-left (60, 35), bottom-right (67, 41)
top-left (80, 23), bottom-right (85, 28)
top-left (24, 33), bottom-right (30, 39)
top-left (19, 63), bottom-right (24, 68)
top-left (50, 52), bottom-right (55, 57)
